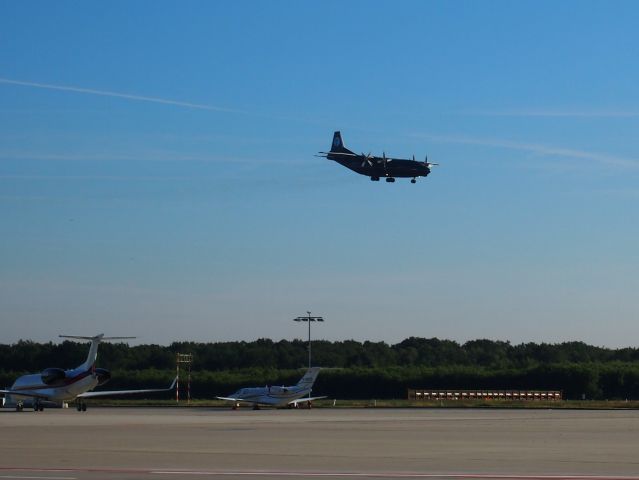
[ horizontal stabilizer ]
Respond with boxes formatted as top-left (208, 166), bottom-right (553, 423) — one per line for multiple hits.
top-left (59, 334), bottom-right (136, 341)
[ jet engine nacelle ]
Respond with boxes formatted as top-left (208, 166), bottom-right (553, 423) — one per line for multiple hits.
top-left (41, 368), bottom-right (66, 385)
top-left (94, 368), bottom-right (111, 386)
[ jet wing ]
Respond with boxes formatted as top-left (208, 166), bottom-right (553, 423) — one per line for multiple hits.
top-left (0, 389), bottom-right (51, 400)
top-left (77, 377), bottom-right (177, 398)
top-left (215, 396), bottom-right (243, 402)
top-left (288, 396), bottom-right (327, 406)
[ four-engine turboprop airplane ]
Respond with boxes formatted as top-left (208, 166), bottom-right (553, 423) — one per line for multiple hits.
top-left (0, 334), bottom-right (176, 412)
top-left (216, 367), bottom-right (325, 410)
top-left (317, 131), bottom-right (438, 183)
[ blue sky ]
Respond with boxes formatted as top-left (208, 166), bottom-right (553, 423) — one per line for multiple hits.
top-left (1, 1), bottom-right (638, 347)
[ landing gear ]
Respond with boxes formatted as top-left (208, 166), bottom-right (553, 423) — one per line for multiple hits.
top-left (411, 178), bottom-right (416, 184)
top-left (385, 177), bottom-right (395, 183)
top-left (370, 176), bottom-right (380, 181)
top-left (16, 402), bottom-right (24, 412)
top-left (252, 404), bottom-right (260, 410)
top-left (33, 400), bottom-right (43, 412)
top-left (76, 400), bottom-right (87, 412)
top-left (232, 403), bottom-right (240, 410)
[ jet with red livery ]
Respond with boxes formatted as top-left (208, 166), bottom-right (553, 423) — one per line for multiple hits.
top-left (1, 334), bottom-right (176, 412)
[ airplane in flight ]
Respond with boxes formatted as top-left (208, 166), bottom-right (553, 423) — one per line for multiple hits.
top-left (0, 334), bottom-right (176, 412)
top-left (317, 131), bottom-right (438, 183)
top-left (216, 367), bottom-right (325, 410)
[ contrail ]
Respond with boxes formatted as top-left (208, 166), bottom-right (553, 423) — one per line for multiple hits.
top-left (457, 108), bottom-right (639, 118)
top-left (411, 133), bottom-right (639, 169)
top-left (0, 77), bottom-right (243, 113)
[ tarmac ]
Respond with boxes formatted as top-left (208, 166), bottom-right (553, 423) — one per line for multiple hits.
top-left (1, 407), bottom-right (639, 479)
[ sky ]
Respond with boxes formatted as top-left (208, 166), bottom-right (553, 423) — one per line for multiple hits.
top-left (1, 1), bottom-right (638, 347)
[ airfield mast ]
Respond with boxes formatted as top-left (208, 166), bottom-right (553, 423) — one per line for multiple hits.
top-left (175, 353), bottom-right (193, 405)
top-left (293, 311), bottom-right (324, 369)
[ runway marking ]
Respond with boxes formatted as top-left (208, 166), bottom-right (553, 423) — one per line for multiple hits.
top-left (0, 476), bottom-right (76, 480)
top-left (151, 472), bottom-right (639, 479)
top-left (3, 469), bottom-right (639, 480)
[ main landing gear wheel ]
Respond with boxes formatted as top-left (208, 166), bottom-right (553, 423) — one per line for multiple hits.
top-left (16, 403), bottom-right (24, 412)
top-left (411, 178), bottom-right (416, 184)
top-left (76, 400), bottom-right (87, 412)
top-left (385, 177), bottom-right (395, 183)
top-left (370, 176), bottom-right (380, 182)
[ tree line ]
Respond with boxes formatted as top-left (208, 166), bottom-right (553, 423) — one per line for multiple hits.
top-left (1, 337), bottom-right (639, 400)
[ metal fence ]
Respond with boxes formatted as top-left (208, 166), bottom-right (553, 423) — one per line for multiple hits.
top-left (408, 389), bottom-right (562, 401)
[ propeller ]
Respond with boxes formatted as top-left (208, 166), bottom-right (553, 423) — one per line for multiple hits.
top-left (382, 152), bottom-right (392, 171)
top-left (360, 152), bottom-right (373, 168)
top-left (423, 155), bottom-right (439, 167)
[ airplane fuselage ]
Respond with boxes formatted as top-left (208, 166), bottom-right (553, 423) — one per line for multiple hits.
top-left (218, 367), bottom-right (323, 408)
top-left (319, 132), bottom-right (436, 182)
top-left (228, 385), bottom-right (312, 407)
top-left (5, 367), bottom-right (98, 406)
top-left (328, 154), bottom-right (431, 179)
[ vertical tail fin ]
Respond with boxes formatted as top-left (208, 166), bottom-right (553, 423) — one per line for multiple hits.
top-left (296, 367), bottom-right (321, 389)
top-left (330, 131), bottom-right (353, 154)
top-left (59, 334), bottom-right (135, 371)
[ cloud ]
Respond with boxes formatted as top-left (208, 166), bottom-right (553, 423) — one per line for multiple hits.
top-left (411, 133), bottom-right (639, 169)
top-left (0, 77), bottom-right (243, 113)
top-left (0, 149), bottom-right (297, 164)
top-left (0, 174), bottom-right (195, 181)
top-left (0, 77), bottom-right (333, 126)
top-left (457, 109), bottom-right (639, 118)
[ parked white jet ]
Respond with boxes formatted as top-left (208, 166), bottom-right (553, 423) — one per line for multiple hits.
top-left (0, 334), bottom-right (176, 412)
top-left (217, 367), bottom-right (325, 409)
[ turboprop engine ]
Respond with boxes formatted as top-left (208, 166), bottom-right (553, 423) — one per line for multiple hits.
top-left (41, 368), bottom-right (66, 385)
top-left (94, 368), bottom-right (111, 386)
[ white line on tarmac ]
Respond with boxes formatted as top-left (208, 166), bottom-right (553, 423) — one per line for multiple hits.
top-left (151, 472), bottom-right (639, 479)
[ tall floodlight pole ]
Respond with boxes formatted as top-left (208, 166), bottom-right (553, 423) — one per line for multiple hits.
top-left (293, 311), bottom-right (324, 369)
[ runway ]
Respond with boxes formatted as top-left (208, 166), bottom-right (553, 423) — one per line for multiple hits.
top-left (1, 407), bottom-right (638, 479)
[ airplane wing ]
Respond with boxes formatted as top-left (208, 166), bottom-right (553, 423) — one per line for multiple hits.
top-left (215, 396), bottom-right (244, 402)
top-left (317, 151), bottom-right (359, 157)
top-left (288, 396), bottom-right (327, 406)
top-left (0, 389), bottom-right (51, 400)
top-left (77, 377), bottom-right (177, 398)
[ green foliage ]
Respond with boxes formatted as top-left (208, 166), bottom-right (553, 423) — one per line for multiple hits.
top-left (2, 337), bottom-right (639, 400)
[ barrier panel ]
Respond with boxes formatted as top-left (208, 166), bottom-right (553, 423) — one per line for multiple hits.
top-left (408, 389), bottom-right (562, 401)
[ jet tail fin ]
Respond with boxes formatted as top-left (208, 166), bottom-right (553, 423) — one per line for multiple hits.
top-left (296, 367), bottom-right (321, 389)
top-left (59, 334), bottom-right (136, 371)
